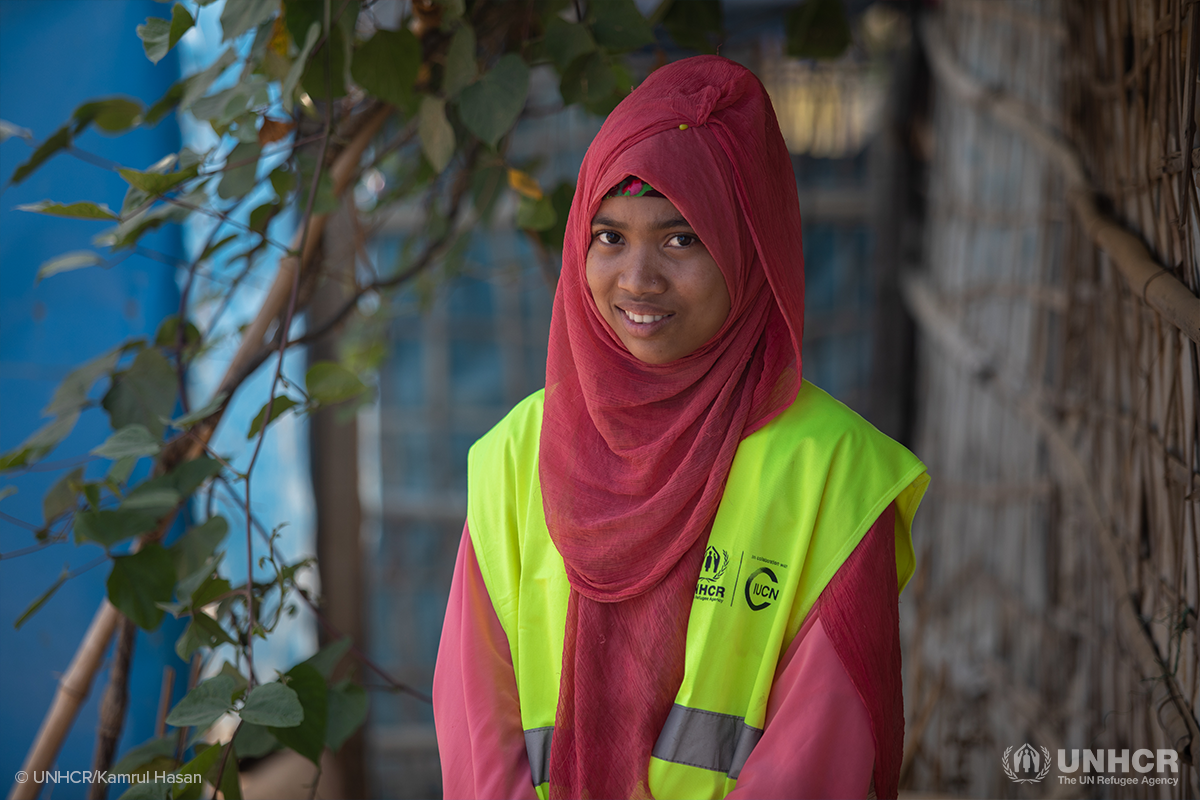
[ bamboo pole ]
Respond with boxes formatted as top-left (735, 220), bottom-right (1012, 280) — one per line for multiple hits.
top-left (7, 103), bottom-right (393, 800)
top-left (922, 15), bottom-right (1200, 345)
top-left (9, 603), bottom-right (120, 800)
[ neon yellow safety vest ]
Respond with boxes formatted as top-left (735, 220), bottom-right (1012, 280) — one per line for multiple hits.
top-left (467, 381), bottom-right (929, 800)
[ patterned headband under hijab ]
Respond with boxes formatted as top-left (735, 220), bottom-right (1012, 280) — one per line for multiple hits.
top-left (606, 175), bottom-right (665, 198)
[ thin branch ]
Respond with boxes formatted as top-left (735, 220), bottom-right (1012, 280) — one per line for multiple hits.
top-left (215, 480), bottom-right (431, 703)
top-left (296, 144), bottom-right (479, 348)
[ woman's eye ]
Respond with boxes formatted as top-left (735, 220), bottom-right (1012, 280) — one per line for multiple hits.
top-left (595, 231), bottom-right (622, 245)
top-left (668, 234), bottom-right (697, 247)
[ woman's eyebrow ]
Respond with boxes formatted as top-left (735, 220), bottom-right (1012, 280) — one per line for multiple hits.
top-left (589, 214), bottom-right (693, 230)
top-left (652, 216), bottom-right (691, 230)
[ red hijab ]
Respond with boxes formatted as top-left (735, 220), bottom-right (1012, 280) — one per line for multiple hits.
top-left (539, 56), bottom-right (806, 797)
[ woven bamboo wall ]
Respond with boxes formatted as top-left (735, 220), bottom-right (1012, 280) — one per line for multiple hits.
top-left (903, 0), bottom-right (1200, 797)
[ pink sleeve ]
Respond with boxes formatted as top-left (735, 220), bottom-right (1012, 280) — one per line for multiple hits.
top-left (433, 523), bottom-right (538, 800)
top-left (724, 616), bottom-right (874, 799)
top-left (727, 505), bottom-right (900, 799)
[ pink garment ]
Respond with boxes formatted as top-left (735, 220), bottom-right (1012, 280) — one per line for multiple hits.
top-left (433, 505), bottom-right (898, 799)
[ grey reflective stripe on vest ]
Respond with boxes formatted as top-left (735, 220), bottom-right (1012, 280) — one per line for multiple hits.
top-left (524, 726), bottom-right (553, 786)
top-left (651, 704), bottom-right (764, 779)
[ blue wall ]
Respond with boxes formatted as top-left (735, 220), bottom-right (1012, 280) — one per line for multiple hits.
top-left (0, 1), bottom-right (188, 793)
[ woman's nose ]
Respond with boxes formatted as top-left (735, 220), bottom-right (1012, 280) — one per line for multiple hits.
top-left (617, 249), bottom-right (664, 295)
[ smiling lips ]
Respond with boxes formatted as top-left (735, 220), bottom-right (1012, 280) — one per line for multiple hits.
top-left (621, 307), bottom-right (671, 325)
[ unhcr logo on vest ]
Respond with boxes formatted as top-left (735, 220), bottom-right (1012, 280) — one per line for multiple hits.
top-left (1003, 744), bottom-right (1051, 783)
top-left (694, 546), bottom-right (730, 602)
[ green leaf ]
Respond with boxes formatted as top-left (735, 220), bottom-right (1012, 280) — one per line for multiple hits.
top-left (73, 97), bottom-right (144, 134)
top-left (44, 343), bottom-right (128, 417)
top-left (591, 0), bottom-right (654, 51)
top-left (169, 457), bottom-right (224, 498)
top-left (169, 516), bottom-right (228, 587)
top-left (267, 663), bottom-right (326, 763)
top-left (165, 674), bottom-right (236, 729)
top-left (191, 79), bottom-right (268, 128)
top-left (173, 742), bottom-right (219, 800)
top-left (102, 194), bottom-right (196, 251)
top-left (217, 141), bottom-right (261, 200)
top-left (174, 620), bottom-right (207, 661)
top-left (145, 80), bottom-right (186, 126)
top-left (108, 544), bottom-right (176, 631)
top-left (108, 456), bottom-right (137, 485)
top-left (74, 508), bottom-right (158, 547)
top-left (543, 17), bottom-right (595, 71)
top-left (269, 166), bottom-right (296, 198)
top-left (248, 199), bottom-right (280, 234)
top-left (120, 484), bottom-right (182, 515)
top-left (36, 251), bottom-right (105, 281)
top-left (247, 396), bottom-right (299, 439)
top-left (9, 125), bottom-right (71, 186)
top-left (0, 411), bottom-right (83, 470)
top-left (442, 25), bottom-right (478, 98)
top-left (220, 0), bottom-right (279, 42)
top-left (137, 3), bottom-right (195, 64)
top-left (458, 54), bottom-right (530, 147)
top-left (154, 316), bottom-right (200, 349)
top-left (240, 681), bottom-right (304, 728)
top-left (306, 361), bottom-right (368, 406)
top-left (187, 573), bottom-right (231, 609)
top-left (118, 163), bottom-right (199, 196)
top-left (232, 723), bottom-right (278, 760)
top-left (17, 201), bottom-right (117, 220)
top-left (92, 424), bottom-right (161, 460)
top-left (350, 28), bottom-right (421, 113)
top-left (282, 22), bottom-right (320, 114)
top-left (43, 466), bottom-right (84, 523)
top-left (14, 568), bottom-right (68, 629)
top-left (418, 97), bottom-right (455, 174)
top-left (180, 48), bottom-right (239, 110)
top-left (537, 180), bottom-right (575, 250)
top-left (209, 744), bottom-right (241, 800)
top-left (325, 680), bottom-right (367, 751)
top-left (300, 20), bottom-right (349, 102)
top-left (103, 348), bottom-right (177, 438)
top-left (303, 636), bottom-right (353, 680)
top-left (516, 194), bottom-right (555, 231)
top-left (663, 0), bottom-right (722, 53)
top-left (190, 609), bottom-right (237, 646)
top-left (559, 51), bottom-right (617, 107)
top-left (220, 661), bottom-right (249, 698)
top-left (168, 393), bottom-right (227, 429)
top-left (0, 486), bottom-right (16, 502)
top-left (111, 738), bottom-right (176, 777)
top-left (786, 0), bottom-right (851, 60)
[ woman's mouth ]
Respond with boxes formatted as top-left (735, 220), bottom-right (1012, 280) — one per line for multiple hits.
top-left (622, 309), bottom-right (668, 324)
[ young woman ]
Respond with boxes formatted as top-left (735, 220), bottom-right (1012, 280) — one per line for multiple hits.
top-left (433, 55), bottom-right (929, 800)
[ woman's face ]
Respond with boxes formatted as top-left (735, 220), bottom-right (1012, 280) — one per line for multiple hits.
top-left (586, 195), bottom-right (732, 365)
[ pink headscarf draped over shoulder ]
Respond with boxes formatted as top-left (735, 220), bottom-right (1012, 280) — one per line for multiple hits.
top-left (538, 56), bottom-right (807, 798)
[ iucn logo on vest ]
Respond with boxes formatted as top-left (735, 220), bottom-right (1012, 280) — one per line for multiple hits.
top-left (745, 567), bottom-right (779, 610)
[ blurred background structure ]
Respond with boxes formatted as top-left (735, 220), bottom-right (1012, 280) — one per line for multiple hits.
top-left (902, 0), bottom-right (1200, 796)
